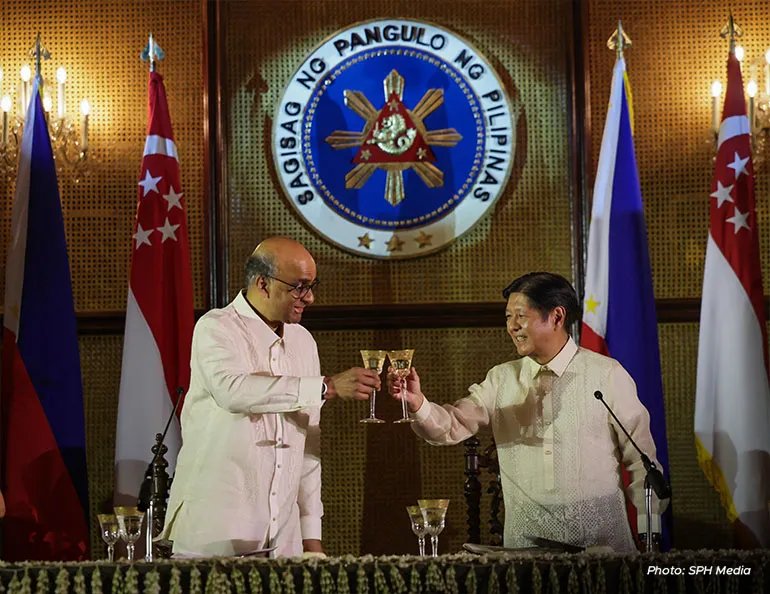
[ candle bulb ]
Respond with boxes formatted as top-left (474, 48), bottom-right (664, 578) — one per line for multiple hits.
top-left (1, 95), bottom-right (11, 147)
top-left (747, 80), bottom-right (757, 135)
top-left (56, 67), bottom-right (66, 120)
top-left (20, 65), bottom-right (31, 117)
top-left (711, 80), bottom-right (723, 135)
top-left (80, 99), bottom-right (90, 151)
top-left (43, 94), bottom-right (52, 124)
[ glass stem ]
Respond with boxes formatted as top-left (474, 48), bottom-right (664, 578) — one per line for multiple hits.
top-left (431, 535), bottom-right (439, 557)
top-left (108, 544), bottom-right (114, 562)
top-left (370, 388), bottom-right (377, 418)
top-left (418, 536), bottom-right (425, 557)
top-left (400, 380), bottom-right (409, 419)
top-left (127, 543), bottom-right (135, 562)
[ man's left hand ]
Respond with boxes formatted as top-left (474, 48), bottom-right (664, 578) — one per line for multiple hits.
top-left (303, 539), bottom-right (323, 553)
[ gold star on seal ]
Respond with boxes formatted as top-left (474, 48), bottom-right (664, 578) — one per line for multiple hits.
top-left (386, 234), bottom-right (404, 252)
top-left (388, 98), bottom-right (400, 111)
top-left (417, 147), bottom-right (427, 160)
top-left (359, 149), bottom-right (371, 161)
top-left (358, 233), bottom-right (373, 249)
top-left (584, 295), bottom-right (600, 314)
top-left (415, 232), bottom-right (433, 248)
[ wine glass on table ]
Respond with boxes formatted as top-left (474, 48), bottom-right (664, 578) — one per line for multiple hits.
top-left (388, 349), bottom-right (415, 423)
top-left (115, 506), bottom-right (144, 561)
top-left (418, 499), bottom-right (449, 557)
top-left (406, 505), bottom-right (428, 557)
top-left (97, 513), bottom-right (119, 561)
top-left (360, 350), bottom-right (387, 423)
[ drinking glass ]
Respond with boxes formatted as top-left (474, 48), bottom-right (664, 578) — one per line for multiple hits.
top-left (360, 349), bottom-right (387, 423)
top-left (388, 349), bottom-right (415, 423)
top-left (97, 513), bottom-right (119, 561)
top-left (406, 505), bottom-right (428, 557)
top-left (418, 499), bottom-right (449, 557)
top-left (115, 506), bottom-right (144, 561)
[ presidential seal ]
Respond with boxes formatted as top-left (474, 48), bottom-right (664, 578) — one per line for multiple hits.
top-left (273, 19), bottom-right (516, 259)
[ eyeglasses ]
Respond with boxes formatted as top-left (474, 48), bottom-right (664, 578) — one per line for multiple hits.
top-left (265, 275), bottom-right (320, 299)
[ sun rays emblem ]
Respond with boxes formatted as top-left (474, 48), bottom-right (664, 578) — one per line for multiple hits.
top-left (325, 70), bottom-right (462, 207)
top-left (273, 19), bottom-right (517, 259)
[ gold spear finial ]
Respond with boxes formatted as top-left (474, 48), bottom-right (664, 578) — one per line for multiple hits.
top-left (720, 11), bottom-right (743, 54)
top-left (607, 21), bottom-right (632, 59)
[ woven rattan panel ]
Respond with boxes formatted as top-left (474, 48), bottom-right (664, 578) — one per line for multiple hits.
top-left (587, 0), bottom-right (770, 298)
top-left (315, 325), bottom-right (514, 556)
top-left (0, 0), bottom-right (205, 312)
top-left (658, 323), bottom-right (732, 548)
top-left (223, 0), bottom-right (574, 305)
top-left (79, 335), bottom-right (123, 560)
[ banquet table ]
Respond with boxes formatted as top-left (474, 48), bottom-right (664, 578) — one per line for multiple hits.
top-left (1, 549), bottom-right (768, 593)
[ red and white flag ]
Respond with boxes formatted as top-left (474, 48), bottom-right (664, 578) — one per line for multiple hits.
top-left (694, 51), bottom-right (770, 546)
top-left (114, 72), bottom-right (194, 503)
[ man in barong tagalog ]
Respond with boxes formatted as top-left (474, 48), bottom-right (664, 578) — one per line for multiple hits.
top-left (388, 272), bottom-right (668, 552)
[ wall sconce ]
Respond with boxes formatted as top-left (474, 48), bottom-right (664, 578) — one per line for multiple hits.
top-left (0, 35), bottom-right (91, 183)
top-left (710, 18), bottom-right (770, 168)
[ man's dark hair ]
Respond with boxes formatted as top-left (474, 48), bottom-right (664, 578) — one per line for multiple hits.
top-left (244, 251), bottom-right (277, 289)
top-left (502, 272), bottom-right (581, 327)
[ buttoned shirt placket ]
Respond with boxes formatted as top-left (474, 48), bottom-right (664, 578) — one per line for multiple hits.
top-left (266, 336), bottom-right (287, 551)
top-left (536, 365), bottom-right (556, 491)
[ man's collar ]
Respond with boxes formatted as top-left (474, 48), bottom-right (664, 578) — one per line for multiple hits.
top-left (528, 336), bottom-right (578, 378)
top-left (234, 291), bottom-right (284, 343)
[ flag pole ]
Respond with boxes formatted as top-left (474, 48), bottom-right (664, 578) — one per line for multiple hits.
top-left (138, 33), bottom-right (165, 561)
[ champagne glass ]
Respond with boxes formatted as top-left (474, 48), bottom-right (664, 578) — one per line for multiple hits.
top-left (418, 499), bottom-right (449, 557)
top-left (406, 505), bottom-right (428, 557)
top-left (115, 506), bottom-right (144, 561)
top-left (360, 349), bottom-right (387, 423)
top-left (97, 513), bottom-right (119, 561)
top-left (388, 349), bottom-right (415, 423)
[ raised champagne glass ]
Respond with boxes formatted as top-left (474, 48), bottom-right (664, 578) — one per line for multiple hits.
top-left (97, 513), bottom-right (119, 561)
top-left (418, 499), bottom-right (449, 557)
top-left (360, 349), bottom-right (387, 423)
top-left (388, 349), bottom-right (415, 423)
top-left (115, 506), bottom-right (144, 561)
top-left (406, 505), bottom-right (428, 557)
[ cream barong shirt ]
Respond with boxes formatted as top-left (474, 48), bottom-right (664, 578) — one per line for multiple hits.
top-left (412, 337), bottom-right (667, 552)
top-left (160, 292), bottom-right (325, 557)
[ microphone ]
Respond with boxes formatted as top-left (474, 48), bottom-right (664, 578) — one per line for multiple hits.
top-left (593, 390), bottom-right (671, 499)
top-left (137, 386), bottom-right (185, 512)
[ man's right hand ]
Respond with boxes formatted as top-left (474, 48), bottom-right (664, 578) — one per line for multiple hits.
top-left (324, 367), bottom-right (380, 401)
top-left (387, 367), bottom-right (425, 412)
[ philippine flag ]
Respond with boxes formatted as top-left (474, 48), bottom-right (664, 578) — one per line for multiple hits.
top-left (580, 56), bottom-right (672, 548)
top-left (1, 78), bottom-right (90, 560)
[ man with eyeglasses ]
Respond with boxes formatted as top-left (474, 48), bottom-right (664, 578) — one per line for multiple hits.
top-left (161, 237), bottom-right (379, 558)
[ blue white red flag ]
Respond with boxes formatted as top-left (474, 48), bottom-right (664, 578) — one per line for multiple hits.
top-left (2, 78), bottom-right (90, 560)
top-left (581, 57), bottom-right (672, 548)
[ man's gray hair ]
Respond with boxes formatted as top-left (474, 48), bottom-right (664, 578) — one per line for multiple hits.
top-left (244, 251), bottom-right (277, 288)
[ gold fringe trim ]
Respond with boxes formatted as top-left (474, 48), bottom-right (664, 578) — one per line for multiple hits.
top-left (695, 436), bottom-right (739, 522)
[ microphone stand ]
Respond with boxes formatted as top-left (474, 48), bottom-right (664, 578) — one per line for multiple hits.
top-left (593, 390), bottom-right (671, 552)
top-left (139, 386), bottom-right (184, 562)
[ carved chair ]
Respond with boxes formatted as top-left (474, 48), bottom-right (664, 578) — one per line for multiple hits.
top-left (463, 436), bottom-right (503, 545)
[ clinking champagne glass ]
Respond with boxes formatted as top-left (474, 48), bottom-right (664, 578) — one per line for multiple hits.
top-left (418, 499), bottom-right (449, 557)
top-left (406, 505), bottom-right (428, 557)
top-left (97, 514), bottom-right (119, 561)
top-left (360, 350), bottom-right (387, 423)
top-left (388, 349), bottom-right (415, 423)
top-left (115, 506), bottom-right (144, 562)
